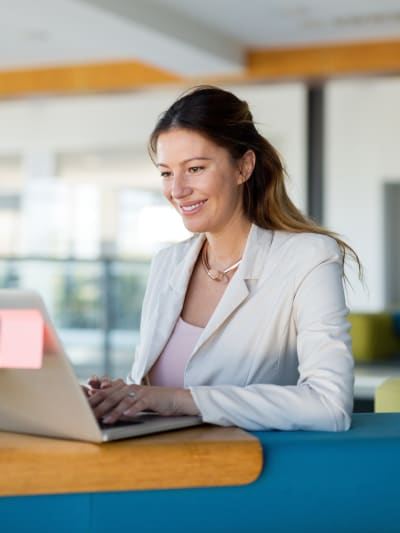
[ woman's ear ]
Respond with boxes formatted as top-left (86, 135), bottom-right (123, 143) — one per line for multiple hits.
top-left (238, 150), bottom-right (256, 184)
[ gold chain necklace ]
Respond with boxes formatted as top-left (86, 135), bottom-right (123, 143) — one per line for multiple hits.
top-left (201, 241), bottom-right (242, 283)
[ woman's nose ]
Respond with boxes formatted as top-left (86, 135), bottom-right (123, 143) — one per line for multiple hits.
top-left (171, 173), bottom-right (192, 199)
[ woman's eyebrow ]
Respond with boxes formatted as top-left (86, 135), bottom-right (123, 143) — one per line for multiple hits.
top-left (156, 157), bottom-right (212, 167)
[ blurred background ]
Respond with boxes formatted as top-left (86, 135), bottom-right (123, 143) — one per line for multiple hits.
top-left (0, 1), bottom-right (400, 408)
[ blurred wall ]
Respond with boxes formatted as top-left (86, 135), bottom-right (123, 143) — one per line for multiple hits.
top-left (2, 77), bottom-right (400, 312)
top-left (0, 82), bottom-right (307, 260)
top-left (325, 77), bottom-right (400, 311)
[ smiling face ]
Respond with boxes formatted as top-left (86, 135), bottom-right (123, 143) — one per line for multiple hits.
top-left (156, 128), bottom-right (252, 236)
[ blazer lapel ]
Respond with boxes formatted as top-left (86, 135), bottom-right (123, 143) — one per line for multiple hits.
top-left (139, 225), bottom-right (273, 378)
top-left (191, 225), bottom-right (273, 355)
top-left (142, 234), bottom-right (206, 374)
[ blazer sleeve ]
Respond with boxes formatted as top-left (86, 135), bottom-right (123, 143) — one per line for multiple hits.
top-left (126, 251), bottom-right (161, 386)
top-left (189, 239), bottom-right (354, 432)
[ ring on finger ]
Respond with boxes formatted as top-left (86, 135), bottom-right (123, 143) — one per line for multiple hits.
top-left (127, 391), bottom-right (136, 398)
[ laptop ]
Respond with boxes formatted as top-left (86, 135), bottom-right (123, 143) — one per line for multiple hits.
top-left (0, 289), bottom-right (203, 442)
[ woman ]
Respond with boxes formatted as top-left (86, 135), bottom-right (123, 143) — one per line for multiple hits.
top-left (88, 85), bottom-right (360, 431)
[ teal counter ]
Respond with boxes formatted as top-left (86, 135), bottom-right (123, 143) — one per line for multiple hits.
top-left (2, 413), bottom-right (400, 533)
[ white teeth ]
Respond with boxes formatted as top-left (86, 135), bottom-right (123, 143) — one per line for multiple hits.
top-left (181, 201), bottom-right (205, 212)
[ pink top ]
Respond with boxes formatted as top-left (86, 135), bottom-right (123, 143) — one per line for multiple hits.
top-left (148, 317), bottom-right (204, 387)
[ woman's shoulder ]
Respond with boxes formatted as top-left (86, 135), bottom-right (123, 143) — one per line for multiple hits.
top-left (152, 234), bottom-right (200, 264)
top-left (266, 230), bottom-right (344, 286)
top-left (256, 228), bottom-right (343, 279)
top-left (272, 229), bottom-right (341, 258)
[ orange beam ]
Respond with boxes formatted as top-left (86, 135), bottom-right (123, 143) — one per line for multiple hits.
top-left (1, 39), bottom-right (400, 98)
top-left (0, 61), bottom-right (181, 98)
top-left (246, 39), bottom-right (400, 80)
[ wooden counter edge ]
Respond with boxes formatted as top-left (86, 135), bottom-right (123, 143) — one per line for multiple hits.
top-left (0, 426), bottom-right (263, 496)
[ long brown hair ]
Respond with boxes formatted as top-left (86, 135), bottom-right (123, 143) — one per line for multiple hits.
top-left (149, 85), bottom-right (361, 277)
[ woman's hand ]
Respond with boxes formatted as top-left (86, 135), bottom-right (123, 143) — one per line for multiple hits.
top-left (88, 380), bottom-right (200, 424)
top-left (81, 375), bottom-right (114, 398)
top-left (87, 374), bottom-right (113, 392)
top-left (81, 376), bottom-right (115, 398)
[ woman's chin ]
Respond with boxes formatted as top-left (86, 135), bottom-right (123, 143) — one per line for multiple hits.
top-left (181, 218), bottom-right (208, 234)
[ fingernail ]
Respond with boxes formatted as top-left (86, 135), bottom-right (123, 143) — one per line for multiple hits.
top-left (102, 416), bottom-right (112, 423)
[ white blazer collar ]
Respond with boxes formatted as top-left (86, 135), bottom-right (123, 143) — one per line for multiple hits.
top-left (142, 224), bottom-right (274, 378)
top-left (168, 233), bottom-right (206, 296)
top-left (168, 223), bottom-right (273, 287)
top-left (191, 224), bottom-right (273, 355)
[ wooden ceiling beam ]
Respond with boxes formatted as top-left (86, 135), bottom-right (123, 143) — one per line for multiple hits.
top-left (1, 39), bottom-right (400, 98)
top-left (246, 39), bottom-right (400, 81)
top-left (0, 61), bottom-right (181, 98)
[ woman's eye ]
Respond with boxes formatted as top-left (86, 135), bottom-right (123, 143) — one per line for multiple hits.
top-left (160, 171), bottom-right (172, 179)
top-left (188, 166), bottom-right (204, 173)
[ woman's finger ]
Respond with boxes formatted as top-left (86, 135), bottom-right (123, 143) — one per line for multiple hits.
top-left (103, 395), bottom-right (145, 424)
top-left (102, 387), bottom-right (143, 424)
top-left (81, 385), bottom-right (91, 398)
top-left (90, 382), bottom-right (132, 419)
top-left (87, 375), bottom-right (101, 388)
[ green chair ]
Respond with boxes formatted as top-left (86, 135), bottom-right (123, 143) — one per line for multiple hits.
top-left (375, 378), bottom-right (400, 412)
top-left (349, 313), bottom-right (400, 363)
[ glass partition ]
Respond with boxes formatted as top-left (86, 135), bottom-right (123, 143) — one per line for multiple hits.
top-left (0, 257), bottom-right (149, 380)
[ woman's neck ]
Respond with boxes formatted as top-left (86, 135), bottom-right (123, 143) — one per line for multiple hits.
top-left (205, 218), bottom-right (251, 270)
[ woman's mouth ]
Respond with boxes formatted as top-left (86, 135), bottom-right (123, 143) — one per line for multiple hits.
top-left (179, 200), bottom-right (207, 215)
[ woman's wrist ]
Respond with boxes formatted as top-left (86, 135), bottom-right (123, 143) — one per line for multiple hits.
top-left (174, 388), bottom-right (200, 416)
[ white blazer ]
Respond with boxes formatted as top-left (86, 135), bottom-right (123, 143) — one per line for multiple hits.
top-left (128, 224), bottom-right (354, 431)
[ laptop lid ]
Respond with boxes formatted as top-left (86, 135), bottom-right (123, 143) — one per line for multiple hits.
top-left (0, 289), bottom-right (202, 443)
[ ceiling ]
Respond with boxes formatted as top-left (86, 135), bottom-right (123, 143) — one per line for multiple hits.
top-left (1, 0), bottom-right (400, 77)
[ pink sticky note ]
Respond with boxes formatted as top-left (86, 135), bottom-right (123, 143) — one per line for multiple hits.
top-left (0, 309), bottom-right (44, 369)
